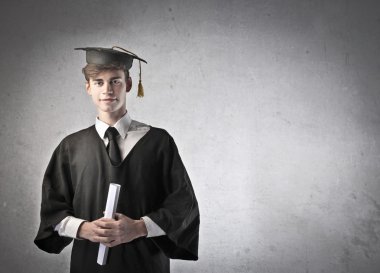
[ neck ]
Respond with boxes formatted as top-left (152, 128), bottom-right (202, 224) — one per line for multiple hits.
top-left (98, 109), bottom-right (127, 126)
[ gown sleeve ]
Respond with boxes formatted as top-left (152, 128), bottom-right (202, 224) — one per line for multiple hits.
top-left (147, 134), bottom-right (200, 260)
top-left (34, 140), bottom-right (74, 253)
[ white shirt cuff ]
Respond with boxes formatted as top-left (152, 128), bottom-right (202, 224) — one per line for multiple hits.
top-left (54, 216), bottom-right (86, 239)
top-left (141, 216), bottom-right (166, 237)
top-left (55, 215), bottom-right (165, 239)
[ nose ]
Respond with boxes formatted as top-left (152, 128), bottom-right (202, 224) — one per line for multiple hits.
top-left (103, 82), bottom-right (113, 94)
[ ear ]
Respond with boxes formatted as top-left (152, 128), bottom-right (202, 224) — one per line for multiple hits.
top-left (126, 76), bottom-right (132, 93)
top-left (85, 81), bottom-right (91, 95)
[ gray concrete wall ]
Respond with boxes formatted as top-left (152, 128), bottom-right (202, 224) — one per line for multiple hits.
top-left (0, 0), bottom-right (379, 272)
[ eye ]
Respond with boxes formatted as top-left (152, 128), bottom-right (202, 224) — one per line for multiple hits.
top-left (94, 81), bottom-right (103, 87)
top-left (111, 79), bottom-right (122, 85)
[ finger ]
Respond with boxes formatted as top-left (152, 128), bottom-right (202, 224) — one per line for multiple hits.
top-left (94, 220), bottom-right (114, 229)
top-left (93, 220), bottom-right (106, 228)
top-left (93, 217), bottom-right (113, 224)
top-left (114, 213), bottom-right (125, 220)
top-left (100, 217), bottom-right (116, 222)
top-left (93, 227), bottom-right (114, 237)
top-left (93, 236), bottom-right (115, 244)
top-left (105, 239), bottom-right (120, 248)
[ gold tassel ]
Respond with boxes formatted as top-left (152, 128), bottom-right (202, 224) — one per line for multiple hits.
top-left (138, 80), bottom-right (144, 97)
top-left (137, 60), bottom-right (144, 97)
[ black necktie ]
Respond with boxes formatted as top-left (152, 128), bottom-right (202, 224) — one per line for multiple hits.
top-left (105, 127), bottom-right (121, 165)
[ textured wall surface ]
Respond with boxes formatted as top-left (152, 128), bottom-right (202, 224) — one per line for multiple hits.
top-left (0, 0), bottom-right (379, 272)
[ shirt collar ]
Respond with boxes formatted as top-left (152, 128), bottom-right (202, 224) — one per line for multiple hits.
top-left (95, 112), bottom-right (132, 140)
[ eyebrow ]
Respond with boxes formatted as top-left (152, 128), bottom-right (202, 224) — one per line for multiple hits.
top-left (93, 77), bottom-right (122, 81)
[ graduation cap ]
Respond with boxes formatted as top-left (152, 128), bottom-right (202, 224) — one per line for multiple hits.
top-left (75, 46), bottom-right (147, 97)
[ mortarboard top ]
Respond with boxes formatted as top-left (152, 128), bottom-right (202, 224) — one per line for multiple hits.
top-left (75, 46), bottom-right (147, 69)
top-left (75, 46), bottom-right (147, 97)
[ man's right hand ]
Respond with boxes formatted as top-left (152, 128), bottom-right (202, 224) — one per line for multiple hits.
top-left (78, 221), bottom-right (99, 242)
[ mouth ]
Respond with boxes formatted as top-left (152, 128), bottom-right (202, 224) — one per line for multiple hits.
top-left (100, 98), bottom-right (118, 102)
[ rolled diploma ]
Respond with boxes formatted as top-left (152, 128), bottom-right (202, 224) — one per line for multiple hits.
top-left (97, 183), bottom-right (121, 265)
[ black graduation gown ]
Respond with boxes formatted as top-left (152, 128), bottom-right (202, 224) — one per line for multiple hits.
top-left (34, 125), bottom-right (199, 273)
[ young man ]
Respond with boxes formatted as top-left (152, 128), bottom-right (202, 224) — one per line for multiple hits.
top-left (34, 47), bottom-right (200, 273)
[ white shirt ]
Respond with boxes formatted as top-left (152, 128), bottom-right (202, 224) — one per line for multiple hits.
top-left (54, 113), bottom-right (166, 238)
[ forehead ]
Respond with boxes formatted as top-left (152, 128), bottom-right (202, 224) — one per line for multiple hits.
top-left (90, 69), bottom-right (126, 80)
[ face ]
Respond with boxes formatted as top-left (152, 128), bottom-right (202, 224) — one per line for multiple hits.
top-left (86, 69), bottom-right (132, 120)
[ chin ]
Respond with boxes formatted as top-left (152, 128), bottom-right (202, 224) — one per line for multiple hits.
top-left (102, 107), bottom-right (124, 114)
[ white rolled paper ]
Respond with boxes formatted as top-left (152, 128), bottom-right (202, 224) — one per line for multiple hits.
top-left (97, 183), bottom-right (121, 265)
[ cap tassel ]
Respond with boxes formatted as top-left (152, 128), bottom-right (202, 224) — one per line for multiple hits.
top-left (138, 80), bottom-right (144, 97)
top-left (137, 60), bottom-right (144, 97)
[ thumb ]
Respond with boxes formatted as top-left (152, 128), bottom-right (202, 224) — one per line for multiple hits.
top-left (114, 213), bottom-right (125, 220)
